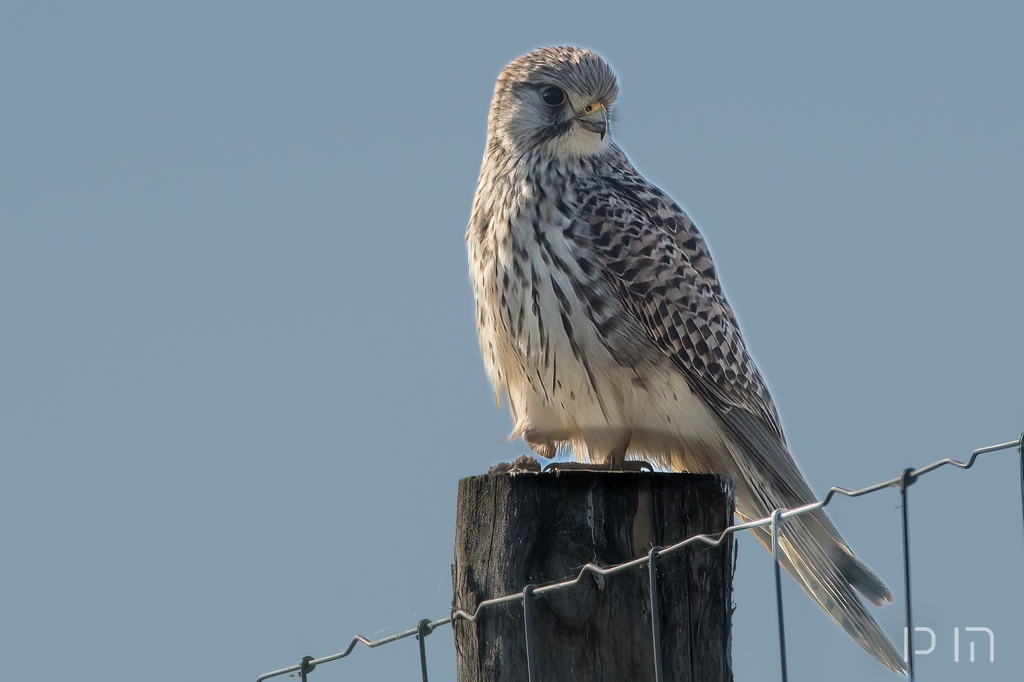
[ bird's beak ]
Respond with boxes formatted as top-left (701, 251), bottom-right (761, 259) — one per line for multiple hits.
top-left (576, 101), bottom-right (607, 139)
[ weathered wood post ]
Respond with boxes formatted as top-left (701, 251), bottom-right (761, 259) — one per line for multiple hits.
top-left (452, 459), bottom-right (734, 681)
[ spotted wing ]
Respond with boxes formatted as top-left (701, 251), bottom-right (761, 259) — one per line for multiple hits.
top-left (571, 159), bottom-right (907, 673)
top-left (574, 160), bottom-right (804, 488)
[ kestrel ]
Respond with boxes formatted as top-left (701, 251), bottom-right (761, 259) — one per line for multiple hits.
top-left (466, 46), bottom-right (904, 672)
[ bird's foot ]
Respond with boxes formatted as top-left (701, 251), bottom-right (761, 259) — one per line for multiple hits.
top-left (542, 460), bottom-right (655, 473)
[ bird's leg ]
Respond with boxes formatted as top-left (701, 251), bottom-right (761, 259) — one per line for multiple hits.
top-left (542, 434), bottom-right (654, 472)
top-left (607, 436), bottom-right (656, 472)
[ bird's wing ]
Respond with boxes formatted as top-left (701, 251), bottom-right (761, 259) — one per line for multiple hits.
top-left (575, 161), bottom-right (816, 507)
top-left (573, 160), bottom-right (906, 673)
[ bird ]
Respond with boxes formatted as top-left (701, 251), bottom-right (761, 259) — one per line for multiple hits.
top-left (465, 46), bottom-right (906, 673)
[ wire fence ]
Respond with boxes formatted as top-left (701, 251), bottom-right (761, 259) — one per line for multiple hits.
top-left (256, 435), bottom-right (1024, 682)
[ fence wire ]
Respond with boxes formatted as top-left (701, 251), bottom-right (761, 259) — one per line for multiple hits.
top-left (256, 435), bottom-right (1024, 682)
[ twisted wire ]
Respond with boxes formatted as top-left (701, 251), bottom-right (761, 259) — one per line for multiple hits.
top-left (256, 435), bottom-right (1023, 682)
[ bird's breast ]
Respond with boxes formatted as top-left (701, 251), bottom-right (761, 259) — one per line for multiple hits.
top-left (468, 172), bottom-right (732, 467)
top-left (471, 181), bottom-right (665, 439)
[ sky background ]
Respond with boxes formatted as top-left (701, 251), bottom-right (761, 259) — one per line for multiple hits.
top-left (2, 2), bottom-right (1022, 681)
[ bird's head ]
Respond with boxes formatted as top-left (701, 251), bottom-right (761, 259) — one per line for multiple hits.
top-left (486, 46), bottom-right (618, 161)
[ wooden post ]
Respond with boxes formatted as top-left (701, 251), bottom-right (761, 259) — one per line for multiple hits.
top-left (452, 460), bottom-right (735, 682)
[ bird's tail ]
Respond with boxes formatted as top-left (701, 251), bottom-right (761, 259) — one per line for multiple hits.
top-left (743, 504), bottom-right (907, 674)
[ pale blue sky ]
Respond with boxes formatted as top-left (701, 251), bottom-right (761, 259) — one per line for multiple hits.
top-left (2, 3), bottom-right (1022, 681)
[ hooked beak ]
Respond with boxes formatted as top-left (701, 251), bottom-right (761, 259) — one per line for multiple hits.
top-left (575, 101), bottom-right (607, 139)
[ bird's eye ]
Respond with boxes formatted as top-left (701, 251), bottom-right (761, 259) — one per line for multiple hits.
top-left (541, 87), bottom-right (565, 106)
